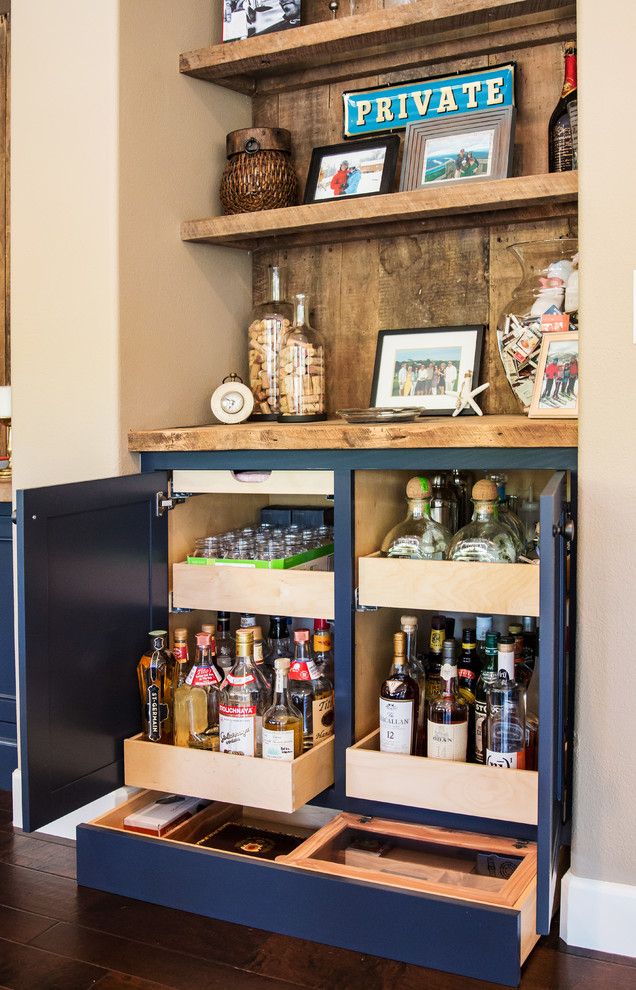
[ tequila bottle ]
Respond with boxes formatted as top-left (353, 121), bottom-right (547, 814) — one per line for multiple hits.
top-left (137, 631), bottom-right (175, 744)
top-left (448, 480), bottom-right (518, 563)
top-left (219, 628), bottom-right (269, 757)
top-left (187, 632), bottom-right (224, 751)
top-left (400, 615), bottom-right (426, 754)
top-left (379, 632), bottom-right (418, 755)
top-left (427, 639), bottom-right (468, 762)
top-left (486, 636), bottom-right (527, 769)
top-left (474, 631), bottom-right (499, 764)
top-left (262, 658), bottom-right (303, 761)
top-left (289, 629), bottom-right (334, 750)
top-left (381, 477), bottom-right (451, 560)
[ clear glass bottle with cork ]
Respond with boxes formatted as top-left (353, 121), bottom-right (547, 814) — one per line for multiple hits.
top-left (381, 476), bottom-right (451, 559)
top-left (448, 479), bottom-right (518, 563)
top-left (279, 293), bottom-right (326, 422)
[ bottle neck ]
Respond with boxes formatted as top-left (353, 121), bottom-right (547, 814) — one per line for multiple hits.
top-left (402, 628), bottom-right (417, 662)
top-left (429, 626), bottom-right (445, 655)
top-left (391, 655), bottom-right (408, 676)
top-left (196, 645), bottom-right (210, 667)
top-left (482, 648), bottom-right (498, 675)
top-left (294, 641), bottom-right (310, 662)
top-left (294, 295), bottom-right (308, 326)
top-left (472, 499), bottom-right (498, 522)
top-left (562, 49), bottom-right (577, 97)
top-left (497, 649), bottom-right (516, 683)
top-left (268, 266), bottom-right (285, 304)
top-left (273, 669), bottom-right (290, 701)
top-left (217, 617), bottom-right (230, 635)
top-left (269, 617), bottom-right (288, 640)
top-left (407, 497), bottom-right (431, 520)
top-left (440, 661), bottom-right (459, 695)
top-left (173, 642), bottom-right (188, 664)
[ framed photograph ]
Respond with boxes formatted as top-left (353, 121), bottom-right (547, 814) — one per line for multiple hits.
top-left (371, 326), bottom-right (484, 416)
top-left (400, 108), bottom-right (515, 191)
top-left (222, 0), bottom-right (301, 43)
top-left (303, 136), bottom-right (400, 204)
top-left (343, 64), bottom-right (515, 139)
top-left (528, 332), bottom-right (579, 419)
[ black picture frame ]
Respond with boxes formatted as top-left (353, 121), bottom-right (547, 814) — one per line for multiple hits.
top-left (303, 136), bottom-right (400, 205)
top-left (370, 325), bottom-right (485, 417)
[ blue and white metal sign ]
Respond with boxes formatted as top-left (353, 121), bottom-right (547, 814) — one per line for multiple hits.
top-left (343, 64), bottom-right (515, 138)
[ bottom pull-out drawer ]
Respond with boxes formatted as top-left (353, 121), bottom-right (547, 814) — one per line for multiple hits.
top-left (78, 792), bottom-right (539, 987)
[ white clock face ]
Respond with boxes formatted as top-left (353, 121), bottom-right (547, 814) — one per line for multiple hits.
top-left (221, 390), bottom-right (244, 414)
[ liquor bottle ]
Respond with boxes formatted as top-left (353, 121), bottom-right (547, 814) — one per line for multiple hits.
top-left (486, 636), bottom-right (527, 769)
top-left (457, 628), bottom-right (480, 760)
top-left (474, 631), bottom-right (499, 764)
top-left (240, 613), bottom-right (256, 629)
top-left (379, 632), bottom-right (418, 755)
top-left (476, 615), bottom-right (493, 668)
top-left (427, 639), bottom-right (468, 762)
top-left (268, 615), bottom-right (292, 666)
top-left (186, 632), bottom-right (224, 751)
top-left (508, 622), bottom-right (531, 686)
top-left (450, 469), bottom-right (474, 529)
top-left (549, 42), bottom-right (577, 173)
top-left (522, 616), bottom-right (538, 671)
top-left (448, 480), bottom-right (518, 563)
top-left (172, 627), bottom-right (192, 747)
top-left (400, 615), bottom-right (426, 754)
top-left (262, 658), bottom-right (303, 761)
top-left (313, 619), bottom-right (333, 681)
top-left (219, 628), bottom-right (268, 757)
top-left (288, 629), bottom-right (334, 750)
top-left (430, 473), bottom-right (459, 534)
top-left (425, 614), bottom-right (446, 704)
top-left (486, 473), bottom-right (527, 556)
top-left (381, 476), bottom-right (451, 560)
top-left (252, 625), bottom-right (273, 693)
top-left (137, 631), bottom-right (175, 744)
top-left (215, 612), bottom-right (235, 673)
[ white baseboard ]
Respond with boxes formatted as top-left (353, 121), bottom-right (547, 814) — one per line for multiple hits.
top-left (561, 869), bottom-right (636, 959)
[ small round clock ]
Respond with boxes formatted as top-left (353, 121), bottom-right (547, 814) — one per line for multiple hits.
top-left (210, 375), bottom-right (254, 424)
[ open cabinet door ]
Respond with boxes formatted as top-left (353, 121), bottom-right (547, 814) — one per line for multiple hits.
top-left (537, 471), bottom-right (569, 934)
top-left (16, 472), bottom-right (169, 831)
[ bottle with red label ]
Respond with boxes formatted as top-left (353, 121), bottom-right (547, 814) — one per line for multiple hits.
top-left (313, 619), bottom-right (333, 681)
top-left (186, 631), bottom-right (224, 751)
top-left (219, 628), bottom-right (269, 757)
top-left (289, 629), bottom-right (334, 751)
top-left (172, 628), bottom-right (192, 747)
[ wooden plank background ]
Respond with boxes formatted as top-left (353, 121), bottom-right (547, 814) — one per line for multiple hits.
top-left (252, 15), bottom-right (577, 416)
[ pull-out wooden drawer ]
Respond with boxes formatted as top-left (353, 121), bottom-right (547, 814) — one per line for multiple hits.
top-left (357, 554), bottom-right (540, 616)
top-left (77, 793), bottom-right (539, 987)
top-left (124, 733), bottom-right (334, 814)
top-left (172, 560), bottom-right (335, 619)
top-left (172, 469), bottom-right (334, 496)
top-left (346, 729), bottom-right (538, 825)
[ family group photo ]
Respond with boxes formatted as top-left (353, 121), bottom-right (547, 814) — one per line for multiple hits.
top-left (314, 145), bottom-right (388, 200)
top-left (538, 339), bottom-right (579, 410)
top-left (392, 346), bottom-right (462, 398)
top-left (423, 128), bottom-right (494, 183)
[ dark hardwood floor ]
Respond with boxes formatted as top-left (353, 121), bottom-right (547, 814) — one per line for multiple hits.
top-left (0, 791), bottom-right (633, 990)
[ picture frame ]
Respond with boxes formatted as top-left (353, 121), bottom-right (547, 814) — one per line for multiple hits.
top-left (528, 331), bottom-right (579, 419)
top-left (222, 0), bottom-right (302, 43)
top-left (400, 107), bottom-right (515, 191)
top-left (303, 136), bottom-right (400, 204)
top-left (371, 326), bottom-right (484, 416)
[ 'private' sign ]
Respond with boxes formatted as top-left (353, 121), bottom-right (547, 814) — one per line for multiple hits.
top-left (343, 65), bottom-right (516, 138)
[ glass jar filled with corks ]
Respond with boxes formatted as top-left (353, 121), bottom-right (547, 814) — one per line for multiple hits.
top-left (247, 265), bottom-right (292, 420)
top-left (278, 293), bottom-right (326, 422)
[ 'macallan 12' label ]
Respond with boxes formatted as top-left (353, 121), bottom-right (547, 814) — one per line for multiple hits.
top-left (219, 704), bottom-right (256, 755)
top-left (379, 698), bottom-right (414, 754)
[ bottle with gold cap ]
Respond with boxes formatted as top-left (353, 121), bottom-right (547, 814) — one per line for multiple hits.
top-left (381, 476), bottom-right (451, 560)
top-left (219, 628), bottom-right (269, 757)
top-left (262, 658), bottom-right (303, 761)
top-left (379, 631), bottom-right (418, 755)
top-left (447, 479), bottom-right (517, 563)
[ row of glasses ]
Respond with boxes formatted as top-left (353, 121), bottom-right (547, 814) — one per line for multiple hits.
top-left (192, 523), bottom-right (334, 562)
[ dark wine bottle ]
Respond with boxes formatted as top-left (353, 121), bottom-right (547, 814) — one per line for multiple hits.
top-left (548, 42), bottom-right (577, 172)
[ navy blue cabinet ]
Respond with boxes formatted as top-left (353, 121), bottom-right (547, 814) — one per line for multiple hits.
top-left (0, 500), bottom-right (16, 789)
top-left (16, 449), bottom-right (575, 987)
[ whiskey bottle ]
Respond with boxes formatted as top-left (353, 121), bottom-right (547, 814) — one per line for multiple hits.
top-left (313, 619), bottom-right (333, 681)
top-left (474, 630), bottom-right (499, 764)
top-left (448, 479), bottom-right (517, 563)
top-left (137, 631), bottom-right (175, 744)
top-left (425, 614), bottom-right (446, 704)
top-left (215, 611), bottom-right (235, 673)
top-left (427, 639), bottom-right (468, 762)
top-left (262, 658), bottom-right (303, 761)
top-left (172, 627), bottom-right (192, 747)
top-left (219, 628), bottom-right (268, 757)
top-left (288, 629), bottom-right (334, 750)
top-left (486, 636), bottom-right (527, 769)
top-left (400, 615), bottom-right (426, 754)
top-left (549, 42), bottom-right (577, 172)
top-left (457, 629), bottom-right (481, 761)
top-left (379, 632), bottom-right (418, 755)
top-left (381, 476), bottom-right (451, 560)
top-left (187, 631), bottom-right (224, 751)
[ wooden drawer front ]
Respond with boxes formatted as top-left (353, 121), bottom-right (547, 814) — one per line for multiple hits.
top-left (124, 734), bottom-right (334, 814)
top-left (172, 560), bottom-right (334, 619)
top-left (346, 730), bottom-right (538, 825)
top-left (172, 469), bottom-right (334, 496)
top-left (78, 795), bottom-right (536, 987)
top-left (358, 554), bottom-right (540, 617)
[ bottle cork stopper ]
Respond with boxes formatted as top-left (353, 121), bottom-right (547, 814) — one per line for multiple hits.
top-left (195, 632), bottom-right (210, 647)
top-left (405, 476), bottom-right (431, 499)
top-left (174, 628), bottom-right (188, 640)
top-left (393, 631), bottom-right (406, 657)
top-left (472, 479), bottom-right (498, 501)
top-left (201, 624), bottom-right (216, 636)
top-left (400, 615), bottom-right (417, 630)
top-left (294, 628), bottom-right (310, 643)
top-left (274, 657), bottom-right (291, 671)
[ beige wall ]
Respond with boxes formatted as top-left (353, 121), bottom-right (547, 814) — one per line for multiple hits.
top-left (11, 0), bottom-right (251, 488)
top-left (574, 0), bottom-right (636, 884)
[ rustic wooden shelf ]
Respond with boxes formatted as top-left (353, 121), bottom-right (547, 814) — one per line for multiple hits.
top-left (180, 0), bottom-right (575, 95)
top-left (128, 415), bottom-right (577, 452)
top-left (182, 172), bottom-right (577, 251)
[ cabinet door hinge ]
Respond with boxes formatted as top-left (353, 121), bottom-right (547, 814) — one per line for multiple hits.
top-left (354, 588), bottom-right (378, 613)
top-left (155, 488), bottom-right (190, 518)
top-left (552, 502), bottom-right (575, 544)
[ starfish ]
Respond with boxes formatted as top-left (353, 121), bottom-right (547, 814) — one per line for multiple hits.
top-left (453, 373), bottom-right (490, 417)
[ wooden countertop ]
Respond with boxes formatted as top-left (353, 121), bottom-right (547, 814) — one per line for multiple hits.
top-left (128, 416), bottom-right (577, 452)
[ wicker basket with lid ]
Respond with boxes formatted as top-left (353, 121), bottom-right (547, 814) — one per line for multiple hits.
top-left (220, 127), bottom-right (297, 215)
